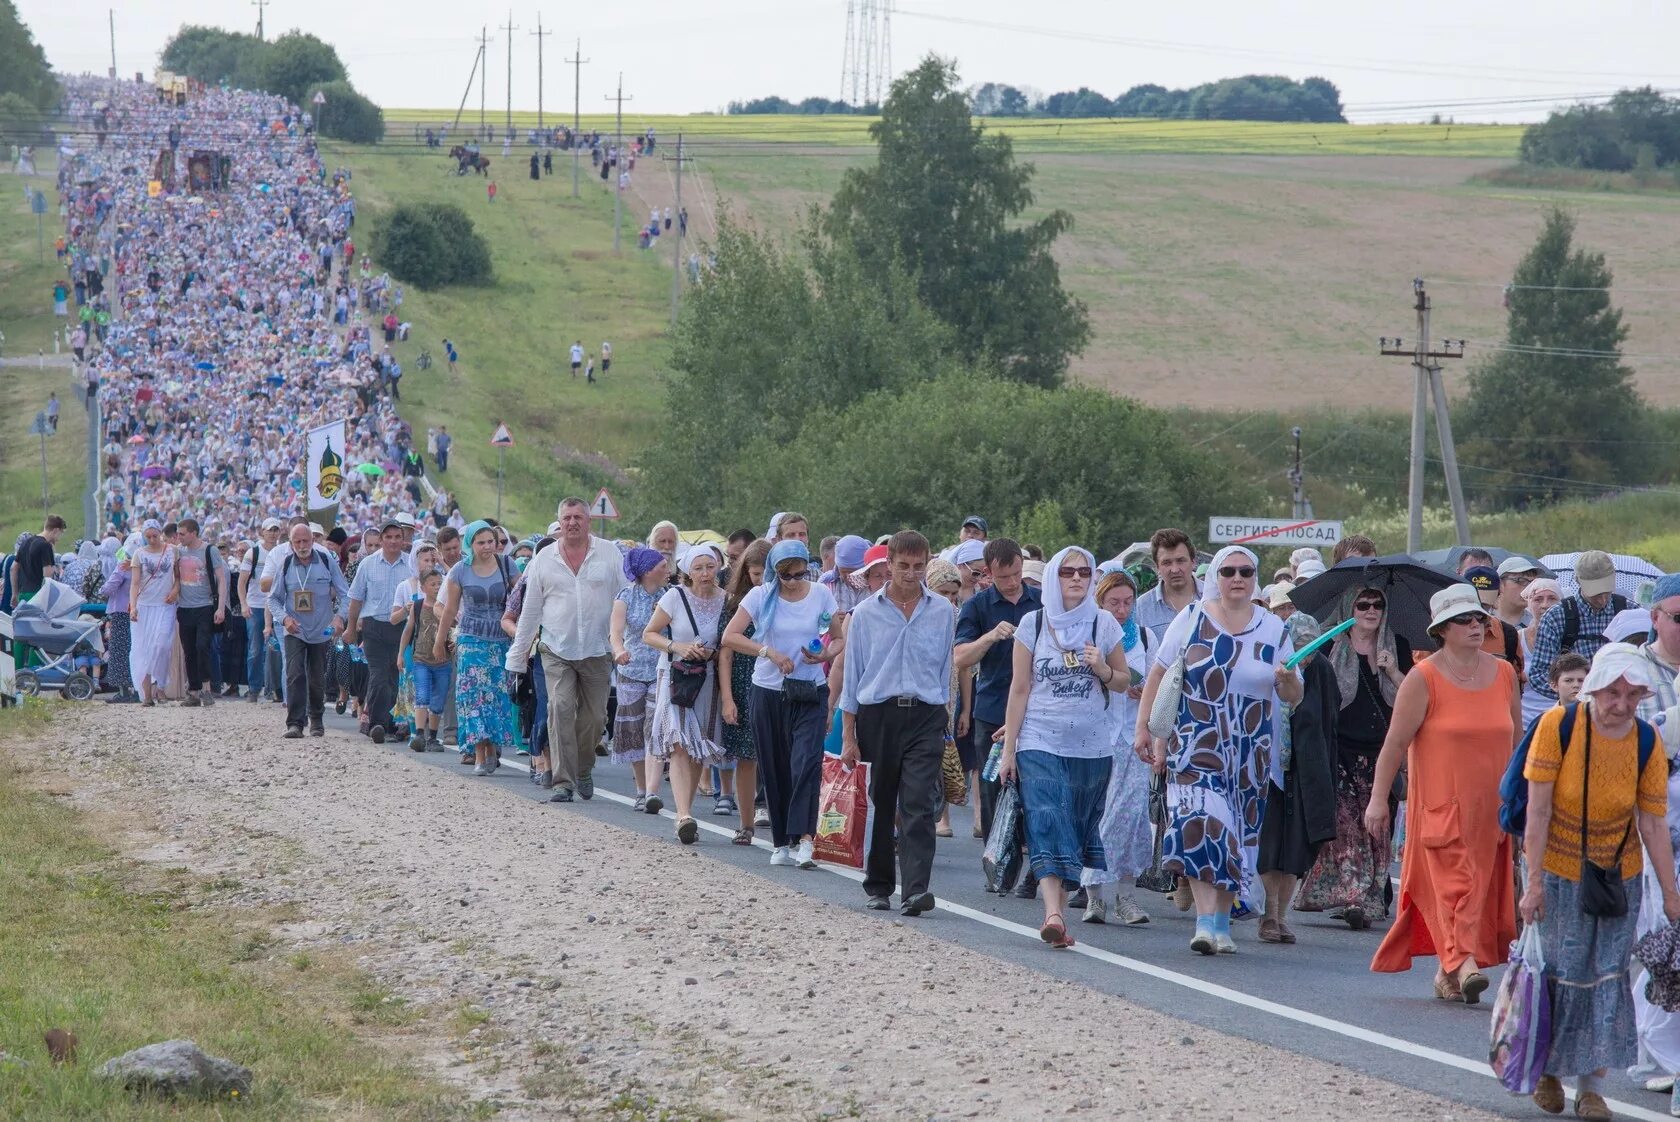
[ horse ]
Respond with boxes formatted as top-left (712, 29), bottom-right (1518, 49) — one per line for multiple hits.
top-left (447, 146), bottom-right (490, 177)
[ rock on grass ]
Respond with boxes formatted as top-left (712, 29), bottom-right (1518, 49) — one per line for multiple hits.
top-left (96, 1040), bottom-right (252, 1099)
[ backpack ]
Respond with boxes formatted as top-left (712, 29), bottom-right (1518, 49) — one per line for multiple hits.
top-left (1499, 702), bottom-right (1656, 837)
top-left (1560, 593), bottom-right (1630, 653)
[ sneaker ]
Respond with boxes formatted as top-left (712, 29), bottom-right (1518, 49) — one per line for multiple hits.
top-left (1215, 933), bottom-right (1237, 954)
top-left (409, 733), bottom-right (427, 752)
top-left (309, 724), bottom-right (324, 737)
top-left (1114, 894), bottom-right (1151, 926)
top-left (516, 748), bottom-right (531, 758)
top-left (473, 763), bottom-right (489, 776)
top-left (769, 846), bottom-right (795, 867)
top-left (900, 892), bottom-right (935, 917)
top-left (754, 806), bottom-right (770, 829)
top-left (1669, 1079), bottom-right (1680, 1117)
top-left (426, 735), bottom-right (445, 753)
top-left (577, 774), bottom-right (594, 800)
top-left (644, 794), bottom-right (663, 814)
top-left (549, 787), bottom-right (574, 803)
top-left (1067, 887), bottom-right (1088, 909)
top-left (865, 895), bottom-right (891, 911)
top-left (283, 726), bottom-right (304, 739)
top-left (221, 685), bottom-right (239, 697)
top-left (180, 694), bottom-right (201, 708)
top-left (369, 725), bottom-right (386, 744)
top-left (1082, 896), bottom-right (1107, 924)
top-left (200, 690), bottom-right (215, 707)
top-left (713, 795), bottom-right (734, 816)
top-left (1343, 905), bottom-right (1368, 931)
top-left (459, 753), bottom-right (475, 765)
top-left (1190, 929), bottom-right (1216, 955)
top-left (632, 794), bottom-right (647, 812)
top-left (485, 755), bottom-right (500, 774)
top-left (795, 838), bottom-right (817, 869)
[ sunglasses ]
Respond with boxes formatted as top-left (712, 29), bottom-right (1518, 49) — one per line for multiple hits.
top-left (1444, 613), bottom-right (1484, 628)
top-left (1503, 574), bottom-right (1534, 586)
top-left (779, 569), bottom-right (808, 583)
top-left (1353, 599), bottom-right (1385, 612)
top-left (1058, 566), bottom-right (1093, 579)
top-left (1218, 566), bottom-right (1256, 579)
top-left (964, 566), bottom-right (986, 579)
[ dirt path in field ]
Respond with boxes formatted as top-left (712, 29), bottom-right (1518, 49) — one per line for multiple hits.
top-left (20, 703), bottom-right (1500, 1121)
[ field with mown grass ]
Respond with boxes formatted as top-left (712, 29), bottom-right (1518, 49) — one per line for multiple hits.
top-left (0, 702), bottom-right (479, 1121)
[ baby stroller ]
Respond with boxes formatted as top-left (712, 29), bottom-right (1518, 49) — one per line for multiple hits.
top-left (9, 578), bottom-right (103, 700)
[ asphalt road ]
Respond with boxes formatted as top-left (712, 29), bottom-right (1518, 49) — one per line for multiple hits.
top-left (307, 703), bottom-right (1672, 1121)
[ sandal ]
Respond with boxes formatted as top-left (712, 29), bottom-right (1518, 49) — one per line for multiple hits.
top-left (732, 828), bottom-right (754, 846)
top-left (1039, 913), bottom-right (1075, 950)
top-left (1432, 972), bottom-right (1462, 1001)
top-left (1459, 971), bottom-right (1489, 1005)
top-left (676, 817), bottom-right (699, 845)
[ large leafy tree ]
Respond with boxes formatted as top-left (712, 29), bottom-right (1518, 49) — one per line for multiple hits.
top-left (253, 31), bottom-right (347, 106)
top-left (0, 0), bottom-right (58, 109)
top-left (159, 25), bottom-right (265, 88)
top-left (1456, 208), bottom-right (1648, 504)
top-left (308, 80), bottom-right (384, 143)
top-left (825, 56), bottom-right (1089, 388)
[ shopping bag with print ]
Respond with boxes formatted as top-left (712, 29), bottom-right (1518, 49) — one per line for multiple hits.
top-left (813, 757), bottom-right (872, 868)
top-left (1489, 924), bottom-right (1551, 1094)
top-left (983, 780), bottom-right (1024, 893)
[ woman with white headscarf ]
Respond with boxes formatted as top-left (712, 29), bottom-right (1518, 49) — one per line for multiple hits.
top-left (62, 540), bottom-right (101, 601)
top-left (643, 544), bottom-right (729, 844)
top-left (1519, 643), bottom-right (1680, 1120)
top-left (127, 519), bottom-right (180, 706)
top-left (99, 534), bottom-right (140, 702)
top-left (1136, 544), bottom-right (1301, 955)
top-left (998, 547), bottom-right (1131, 950)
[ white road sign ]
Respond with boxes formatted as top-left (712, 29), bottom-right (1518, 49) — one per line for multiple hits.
top-left (1208, 517), bottom-right (1344, 547)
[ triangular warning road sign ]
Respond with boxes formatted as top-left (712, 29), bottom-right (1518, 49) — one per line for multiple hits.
top-left (490, 422), bottom-right (514, 447)
top-left (592, 488), bottom-right (620, 519)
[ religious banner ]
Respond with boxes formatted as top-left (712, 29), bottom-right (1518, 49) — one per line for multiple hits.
top-left (305, 419), bottom-right (347, 523)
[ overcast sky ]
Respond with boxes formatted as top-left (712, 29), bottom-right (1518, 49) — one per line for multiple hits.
top-left (19, 0), bottom-right (1680, 120)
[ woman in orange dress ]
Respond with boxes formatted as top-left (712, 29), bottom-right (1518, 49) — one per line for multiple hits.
top-left (1364, 584), bottom-right (1522, 1002)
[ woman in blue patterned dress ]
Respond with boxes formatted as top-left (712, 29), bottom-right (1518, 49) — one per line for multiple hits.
top-left (611, 547), bottom-right (668, 811)
top-left (432, 521), bottom-right (517, 776)
top-left (1136, 544), bottom-right (1301, 955)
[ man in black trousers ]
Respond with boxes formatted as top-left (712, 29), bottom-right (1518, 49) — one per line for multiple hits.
top-left (839, 530), bottom-right (954, 917)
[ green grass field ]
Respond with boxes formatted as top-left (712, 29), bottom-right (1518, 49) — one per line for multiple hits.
top-left (0, 159), bottom-right (63, 356)
top-left (325, 139), bottom-right (675, 532)
top-left (0, 704), bottom-right (477, 1121)
top-left (381, 112), bottom-right (1526, 157)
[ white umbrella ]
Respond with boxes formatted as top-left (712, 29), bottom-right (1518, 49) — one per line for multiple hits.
top-left (1539, 552), bottom-right (1666, 604)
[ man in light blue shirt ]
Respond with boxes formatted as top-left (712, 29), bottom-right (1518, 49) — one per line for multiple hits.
top-left (345, 518), bottom-right (416, 743)
top-left (840, 530), bottom-right (954, 918)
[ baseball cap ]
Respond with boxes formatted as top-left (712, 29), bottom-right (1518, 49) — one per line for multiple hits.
top-left (260, 516), bottom-right (283, 531)
top-left (962, 515), bottom-right (988, 534)
top-left (1496, 556), bottom-right (1541, 578)
top-left (1575, 550), bottom-right (1617, 598)
top-left (394, 512), bottom-right (417, 528)
top-left (1462, 565), bottom-right (1500, 593)
top-left (381, 516), bottom-right (406, 532)
top-left (858, 544), bottom-right (890, 574)
top-left (308, 522), bottom-right (326, 537)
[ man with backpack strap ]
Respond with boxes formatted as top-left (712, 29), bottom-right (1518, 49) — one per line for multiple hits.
top-left (175, 518), bottom-right (229, 708)
top-left (1529, 551), bottom-right (1629, 707)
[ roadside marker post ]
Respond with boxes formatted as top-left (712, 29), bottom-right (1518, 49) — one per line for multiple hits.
top-left (490, 421), bottom-right (514, 521)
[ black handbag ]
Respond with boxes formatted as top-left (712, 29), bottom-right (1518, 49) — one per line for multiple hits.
top-left (667, 588), bottom-right (713, 710)
top-left (1135, 771), bottom-right (1177, 894)
top-left (1578, 714), bottom-right (1634, 919)
top-left (782, 676), bottom-right (825, 705)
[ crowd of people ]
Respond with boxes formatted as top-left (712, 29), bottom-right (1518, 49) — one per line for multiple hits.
top-left (18, 77), bottom-right (1680, 1122)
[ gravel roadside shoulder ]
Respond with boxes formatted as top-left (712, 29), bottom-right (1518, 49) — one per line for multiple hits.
top-left (24, 704), bottom-right (1500, 1121)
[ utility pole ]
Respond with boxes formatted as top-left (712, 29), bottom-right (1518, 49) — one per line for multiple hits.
top-left (476, 25), bottom-right (493, 140)
top-left (499, 11), bottom-right (518, 140)
top-left (530, 16), bottom-right (552, 132)
top-left (252, 0), bottom-right (267, 42)
top-left (108, 9), bottom-right (117, 77)
top-left (1380, 279), bottom-right (1469, 554)
top-left (667, 134), bottom-right (691, 327)
top-left (451, 44), bottom-right (483, 136)
top-left (1287, 426), bottom-right (1313, 520)
top-left (566, 40), bottom-right (589, 198)
top-left (606, 74), bottom-right (632, 254)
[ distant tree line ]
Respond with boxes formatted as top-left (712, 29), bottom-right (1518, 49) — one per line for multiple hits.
top-left (159, 25), bottom-right (384, 142)
top-left (1521, 87), bottom-right (1680, 173)
top-left (727, 74), bottom-right (1345, 123)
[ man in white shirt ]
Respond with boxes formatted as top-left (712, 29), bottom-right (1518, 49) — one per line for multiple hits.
top-left (239, 516), bottom-right (284, 700)
top-left (506, 497), bottom-right (628, 802)
top-left (569, 340), bottom-right (584, 377)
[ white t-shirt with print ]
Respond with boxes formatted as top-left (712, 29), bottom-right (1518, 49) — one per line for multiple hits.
top-left (741, 582), bottom-right (837, 691)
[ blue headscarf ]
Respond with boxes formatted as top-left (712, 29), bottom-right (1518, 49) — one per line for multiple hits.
top-left (461, 520), bottom-right (495, 554)
top-left (623, 546), bottom-right (664, 582)
top-left (758, 539), bottom-right (811, 636)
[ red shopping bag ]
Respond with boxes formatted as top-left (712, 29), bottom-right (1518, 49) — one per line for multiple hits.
top-left (813, 757), bottom-right (872, 868)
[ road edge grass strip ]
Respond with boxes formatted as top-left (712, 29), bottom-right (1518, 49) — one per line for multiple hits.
top-left (0, 701), bottom-right (479, 1121)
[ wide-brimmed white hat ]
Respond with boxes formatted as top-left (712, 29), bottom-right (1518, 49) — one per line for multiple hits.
top-left (1427, 584), bottom-right (1491, 634)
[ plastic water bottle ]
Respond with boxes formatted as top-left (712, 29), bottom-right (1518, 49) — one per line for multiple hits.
top-left (321, 627), bottom-right (333, 642)
top-left (805, 637), bottom-right (824, 660)
top-left (817, 611), bottom-right (833, 637)
top-left (981, 741), bottom-right (1004, 783)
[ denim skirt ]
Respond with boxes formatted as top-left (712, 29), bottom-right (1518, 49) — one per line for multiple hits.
top-left (1018, 750), bottom-right (1109, 883)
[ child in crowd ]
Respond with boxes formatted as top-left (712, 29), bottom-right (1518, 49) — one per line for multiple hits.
top-left (1550, 651), bottom-right (1589, 708)
top-left (400, 568), bottom-right (452, 751)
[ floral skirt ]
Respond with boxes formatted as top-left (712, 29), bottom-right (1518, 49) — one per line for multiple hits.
top-left (647, 667), bottom-right (725, 764)
top-left (1295, 750), bottom-right (1391, 916)
top-left (1541, 870), bottom-right (1641, 1076)
top-left (612, 675), bottom-right (652, 763)
top-left (720, 652), bottom-right (757, 761)
top-left (454, 634), bottom-right (514, 751)
top-left (105, 612), bottom-right (133, 690)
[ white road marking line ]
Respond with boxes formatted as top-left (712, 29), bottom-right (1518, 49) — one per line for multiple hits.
top-left (488, 755), bottom-right (1663, 1121)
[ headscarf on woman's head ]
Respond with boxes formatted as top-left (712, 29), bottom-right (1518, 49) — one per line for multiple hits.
top-left (120, 532), bottom-right (143, 562)
top-left (622, 546), bottom-right (664, 582)
top-left (924, 557), bottom-right (961, 591)
top-left (1041, 546), bottom-right (1099, 646)
top-left (679, 543), bottom-right (723, 578)
top-left (1284, 610), bottom-right (1324, 653)
top-left (1582, 641), bottom-right (1657, 697)
top-left (1200, 545), bottom-right (1258, 603)
top-left (461, 519), bottom-right (495, 553)
top-left (1328, 584), bottom-right (1400, 709)
top-left (758, 539), bottom-right (811, 635)
top-left (98, 535), bottom-right (121, 579)
top-left (766, 512), bottom-right (788, 541)
top-left (142, 518), bottom-right (162, 532)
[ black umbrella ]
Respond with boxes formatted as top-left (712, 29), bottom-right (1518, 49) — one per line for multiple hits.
top-left (1287, 553), bottom-right (1462, 650)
